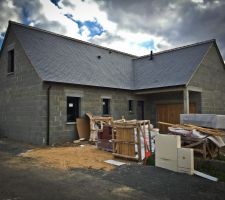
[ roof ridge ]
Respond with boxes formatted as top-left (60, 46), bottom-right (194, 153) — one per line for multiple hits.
top-left (9, 20), bottom-right (137, 58)
top-left (136, 39), bottom-right (216, 60)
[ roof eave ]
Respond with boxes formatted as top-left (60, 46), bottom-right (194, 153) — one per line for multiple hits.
top-left (134, 84), bottom-right (186, 94)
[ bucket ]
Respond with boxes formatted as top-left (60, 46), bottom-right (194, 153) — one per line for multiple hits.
top-left (76, 118), bottom-right (90, 139)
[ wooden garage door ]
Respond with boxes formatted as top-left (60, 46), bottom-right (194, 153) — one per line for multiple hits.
top-left (156, 103), bottom-right (196, 133)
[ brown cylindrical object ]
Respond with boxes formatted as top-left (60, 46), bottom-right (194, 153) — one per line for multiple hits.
top-left (76, 118), bottom-right (90, 139)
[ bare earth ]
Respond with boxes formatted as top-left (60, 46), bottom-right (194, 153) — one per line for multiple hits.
top-left (21, 144), bottom-right (115, 171)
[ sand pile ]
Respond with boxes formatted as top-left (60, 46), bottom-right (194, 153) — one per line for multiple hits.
top-left (22, 144), bottom-right (114, 171)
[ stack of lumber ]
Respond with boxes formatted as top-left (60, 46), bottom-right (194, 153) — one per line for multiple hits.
top-left (112, 120), bottom-right (151, 162)
top-left (158, 121), bottom-right (225, 137)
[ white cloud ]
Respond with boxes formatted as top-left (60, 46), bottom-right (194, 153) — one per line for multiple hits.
top-left (58, 0), bottom-right (117, 33)
top-left (31, 0), bottom-right (80, 38)
top-left (0, 0), bottom-right (21, 32)
top-left (93, 30), bottom-right (171, 56)
top-left (191, 0), bottom-right (204, 3)
top-left (2, 0), bottom-right (224, 58)
top-left (0, 0), bottom-right (173, 56)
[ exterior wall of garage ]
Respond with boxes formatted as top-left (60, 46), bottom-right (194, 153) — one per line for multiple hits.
top-left (188, 44), bottom-right (225, 114)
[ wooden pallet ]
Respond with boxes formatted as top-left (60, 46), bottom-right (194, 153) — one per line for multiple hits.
top-left (112, 120), bottom-right (151, 162)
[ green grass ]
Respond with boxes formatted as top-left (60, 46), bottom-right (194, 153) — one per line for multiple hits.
top-left (197, 166), bottom-right (225, 182)
top-left (216, 154), bottom-right (225, 162)
top-left (196, 159), bottom-right (225, 182)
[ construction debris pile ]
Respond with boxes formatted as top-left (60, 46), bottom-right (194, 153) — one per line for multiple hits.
top-left (158, 121), bottom-right (225, 159)
top-left (21, 113), bottom-right (225, 181)
top-left (78, 113), bottom-right (159, 164)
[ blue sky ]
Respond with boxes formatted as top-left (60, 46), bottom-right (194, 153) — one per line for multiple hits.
top-left (0, 0), bottom-right (225, 58)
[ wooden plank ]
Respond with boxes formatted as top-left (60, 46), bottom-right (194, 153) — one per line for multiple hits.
top-left (129, 128), bottom-right (135, 156)
top-left (111, 140), bottom-right (139, 144)
top-left (137, 127), bottom-right (142, 161)
top-left (158, 121), bottom-right (225, 136)
top-left (113, 153), bottom-right (139, 161)
top-left (194, 170), bottom-right (218, 182)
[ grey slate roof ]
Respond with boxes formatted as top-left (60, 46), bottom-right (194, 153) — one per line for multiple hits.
top-left (11, 22), bottom-right (135, 90)
top-left (9, 22), bottom-right (215, 90)
top-left (133, 41), bottom-right (213, 90)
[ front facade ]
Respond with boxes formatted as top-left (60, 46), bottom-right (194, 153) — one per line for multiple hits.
top-left (0, 21), bottom-right (225, 145)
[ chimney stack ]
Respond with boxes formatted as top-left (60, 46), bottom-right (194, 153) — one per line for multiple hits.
top-left (150, 50), bottom-right (153, 60)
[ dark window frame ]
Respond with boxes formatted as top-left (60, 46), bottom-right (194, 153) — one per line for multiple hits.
top-left (66, 96), bottom-right (80, 122)
top-left (8, 49), bottom-right (15, 74)
top-left (102, 98), bottom-right (110, 115)
top-left (128, 100), bottom-right (134, 112)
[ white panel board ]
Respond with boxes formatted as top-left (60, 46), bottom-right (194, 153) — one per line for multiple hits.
top-left (178, 148), bottom-right (194, 175)
top-left (155, 134), bottom-right (181, 172)
top-left (155, 158), bottom-right (178, 172)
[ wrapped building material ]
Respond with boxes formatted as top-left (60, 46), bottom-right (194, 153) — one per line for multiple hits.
top-left (180, 114), bottom-right (225, 129)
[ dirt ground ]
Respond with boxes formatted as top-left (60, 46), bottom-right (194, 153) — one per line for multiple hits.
top-left (21, 144), bottom-right (115, 171)
top-left (1, 138), bottom-right (225, 200)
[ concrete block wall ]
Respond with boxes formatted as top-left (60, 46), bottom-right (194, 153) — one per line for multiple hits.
top-left (189, 44), bottom-right (225, 114)
top-left (48, 84), bottom-right (142, 145)
top-left (0, 30), bottom-right (46, 145)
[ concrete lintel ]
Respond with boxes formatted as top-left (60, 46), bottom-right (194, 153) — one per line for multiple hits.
top-left (135, 87), bottom-right (184, 95)
top-left (101, 95), bottom-right (112, 99)
top-left (64, 89), bottom-right (84, 97)
top-left (187, 86), bottom-right (202, 92)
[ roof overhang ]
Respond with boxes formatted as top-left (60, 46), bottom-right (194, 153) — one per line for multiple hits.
top-left (135, 85), bottom-right (185, 95)
top-left (135, 85), bottom-right (202, 95)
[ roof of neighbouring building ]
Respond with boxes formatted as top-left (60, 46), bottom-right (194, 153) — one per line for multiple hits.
top-left (2, 21), bottom-right (219, 90)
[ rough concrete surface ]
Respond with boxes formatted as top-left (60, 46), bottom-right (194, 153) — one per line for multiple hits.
top-left (0, 139), bottom-right (225, 200)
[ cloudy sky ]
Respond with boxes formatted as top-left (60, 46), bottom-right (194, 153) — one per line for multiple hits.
top-left (0, 0), bottom-right (225, 58)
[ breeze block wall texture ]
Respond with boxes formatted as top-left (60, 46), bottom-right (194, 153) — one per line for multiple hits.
top-left (0, 30), bottom-right (47, 145)
top-left (47, 84), bottom-right (142, 145)
top-left (188, 44), bottom-right (225, 114)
